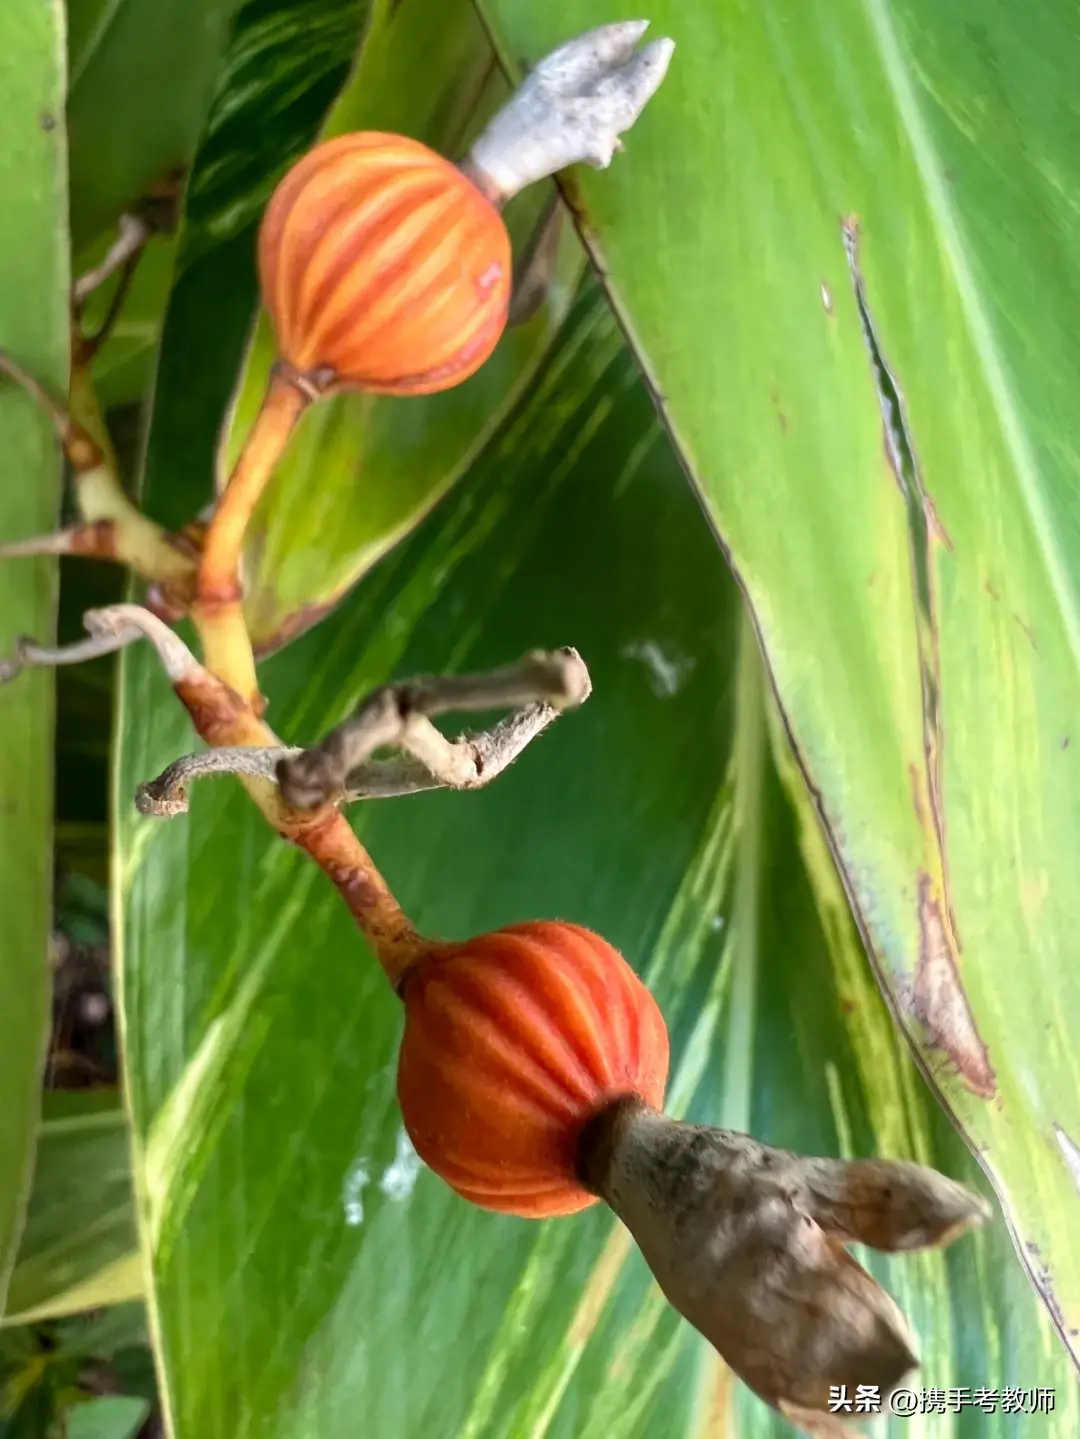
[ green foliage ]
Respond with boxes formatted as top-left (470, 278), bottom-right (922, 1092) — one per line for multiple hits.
top-left (481, 0), bottom-right (1080, 1360)
top-left (67, 1396), bottom-right (149, 1439)
top-left (0, 0), bottom-right (70, 1311)
top-left (117, 264), bottom-right (1076, 1431)
top-left (1, 1), bottom-right (1078, 1436)
top-left (0, 1303), bottom-right (152, 1438)
top-left (4, 1092), bottom-right (139, 1326)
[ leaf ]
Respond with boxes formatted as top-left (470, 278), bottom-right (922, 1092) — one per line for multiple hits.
top-left (134, 0), bottom-right (369, 536)
top-left (477, 0), bottom-right (1080, 1357)
top-left (53, 1299), bottom-right (149, 1359)
top-left (144, 0), bottom-right (584, 654)
top-left (116, 277), bottom-right (1076, 1435)
top-left (67, 0), bottom-right (245, 248)
top-left (0, 0), bottom-right (69, 1310)
top-left (3, 1093), bottom-right (140, 1326)
top-left (0, 1303), bottom-right (149, 1439)
top-left (66, 1396), bottom-right (150, 1439)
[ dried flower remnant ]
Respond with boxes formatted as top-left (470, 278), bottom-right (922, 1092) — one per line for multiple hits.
top-left (0, 24), bottom-right (994, 1433)
top-left (1, 601), bottom-right (992, 1431)
top-left (578, 1098), bottom-right (990, 1429)
top-left (465, 21), bottom-right (675, 205)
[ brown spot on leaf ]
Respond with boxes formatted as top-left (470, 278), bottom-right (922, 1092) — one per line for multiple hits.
top-left (912, 875), bottom-right (995, 1098)
top-left (1031, 1260), bottom-right (1067, 1330)
top-left (1012, 613), bottom-right (1038, 651)
top-left (924, 494), bottom-right (953, 551)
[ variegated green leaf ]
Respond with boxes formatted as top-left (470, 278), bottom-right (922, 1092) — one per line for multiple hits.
top-left (0, 0), bottom-right (69, 1311)
top-left (116, 278), bottom-right (1075, 1437)
top-left (479, 0), bottom-right (1080, 1361)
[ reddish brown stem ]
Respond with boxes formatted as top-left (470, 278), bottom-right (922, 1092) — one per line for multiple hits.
top-left (193, 368), bottom-right (310, 705)
top-left (172, 664), bottom-right (422, 985)
top-left (289, 807), bottom-right (424, 985)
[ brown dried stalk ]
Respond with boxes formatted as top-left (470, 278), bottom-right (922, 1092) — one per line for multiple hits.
top-left (2, 604), bottom-right (591, 986)
top-left (134, 648), bottom-right (590, 816)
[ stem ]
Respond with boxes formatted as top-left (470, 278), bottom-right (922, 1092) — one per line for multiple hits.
top-left (193, 368), bottom-right (310, 702)
top-left (73, 212), bottom-right (152, 306)
top-left (0, 351), bottom-right (197, 598)
top-left (167, 655), bottom-right (423, 984)
top-left (138, 651), bottom-right (592, 976)
top-left (288, 808), bottom-right (424, 986)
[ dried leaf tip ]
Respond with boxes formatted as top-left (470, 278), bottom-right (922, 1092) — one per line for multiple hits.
top-left (465, 22), bottom-right (675, 205)
top-left (578, 1099), bottom-right (991, 1429)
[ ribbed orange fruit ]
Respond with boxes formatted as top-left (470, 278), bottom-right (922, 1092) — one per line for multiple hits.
top-left (396, 921), bottom-right (670, 1218)
top-left (257, 132), bottom-right (511, 395)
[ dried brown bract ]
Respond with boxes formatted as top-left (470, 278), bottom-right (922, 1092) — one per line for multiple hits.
top-left (579, 1097), bottom-right (990, 1431)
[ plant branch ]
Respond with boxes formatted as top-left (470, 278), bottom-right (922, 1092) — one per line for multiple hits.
top-left (192, 366), bottom-right (312, 707)
top-left (0, 625), bottom-right (142, 685)
top-left (0, 604), bottom-right (202, 687)
top-left (276, 647), bottom-right (591, 809)
top-left (135, 662), bottom-right (588, 815)
top-left (0, 347), bottom-right (198, 598)
top-left (136, 746), bottom-right (302, 816)
top-left (578, 1098), bottom-right (991, 1431)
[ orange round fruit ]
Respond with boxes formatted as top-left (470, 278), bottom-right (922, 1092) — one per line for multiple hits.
top-left (258, 132), bottom-right (511, 395)
top-left (396, 921), bottom-right (670, 1218)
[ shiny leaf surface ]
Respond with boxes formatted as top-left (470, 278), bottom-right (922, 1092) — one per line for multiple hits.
top-left (479, 0), bottom-right (1080, 1358)
top-left (0, 0), bottom-right (69, 1308)
top-left (3, 1093), bottom-right (140, 1326)
top-left (67, 0), bottom-right (243, 247)
top-left (67, 1396), bottom-right (150, 1439)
